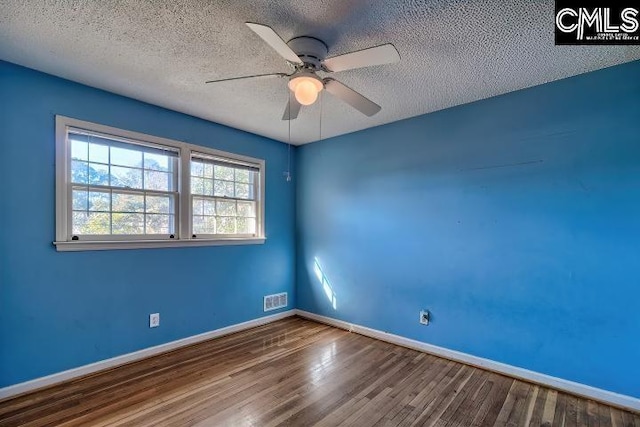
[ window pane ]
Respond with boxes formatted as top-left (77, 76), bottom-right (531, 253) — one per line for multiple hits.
top-left (88, 191), bottom-right (110, 212)
top-left (111, 146), bottom-right (142, 168)
top-left (203, 199), bottom-right (216, 215)
top-left (216, 200), bottom-right (236, 216)
top-left (235, 183), bottom-right (250, 199)
top-left (111, 166), bottom-right (143, 189)
top-left (191, 177), bottom-right (204, 195)
top-left (214, 165), bottom-right (234, 181)
top-left (88, 143), bottom-right (109, 164)
top-left (72, 211), bottom-right (88, 234)
top-left (191, 161), bottom-right (204, 177)
top-left (237, 201), bottom-right (256, 217)
top-left (73, 212), bottom-right (110, 235)
top-left (237, 217), bottom-right (256, 234)
top-left (71, 160), bottom-right (89, 184)
top-left (235, 169), bottom-right (250, 183)
top-left (146, 214), bottom-right (173, 234)
top-left (216, 216), bottom-right (236, 234)
top-left (112, 193), bottom-right (144, 213)
top-left (71, 140), bottom-right (88, 161)
top-left (72, 189), bottom-right (88, 211)
top-left (214, 180), bottom-right (234, 198)
top-left (144, 152), bottom-right (170, 171)
top-left (147, 195), bottom-right (171, 214)
top-left (88, 162), bottom-right (110, 186)
top-left (112, 213), bottom-right (144, 234)
top-left (203, 178), bottom-right (214, 196)
top-left (192, 198), bottom-right (204, 215)
top-left (144, 170), bottom-right (171, 191)
top-left (193, 216), bottom-right (216, 234)
top-left (204, 163), bottom-right (214, 178)
top-left (192, 215), bottom-right (204, 234)
top-left (204, 216), bottom-right (216, 233)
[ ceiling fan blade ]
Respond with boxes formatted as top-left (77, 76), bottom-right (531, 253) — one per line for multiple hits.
top-left (205, 73), bottom-right (288, 84)
top-left (324, 79), bottom-right (381, 117)
top-left (282, 96), bottom-right (301, 121)
top-left (322, 44), bottom-right (400, 72)
top-left (246, 23), bottom-right (303, 65)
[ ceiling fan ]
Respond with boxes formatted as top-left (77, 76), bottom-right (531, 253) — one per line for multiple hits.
top-left (205, 23), bottom-right (400, 120)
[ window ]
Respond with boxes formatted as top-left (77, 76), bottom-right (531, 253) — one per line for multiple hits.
top-left (55, 116), bottom-right (265, 251)
top-left (68, 131), bottom-right (179, 239)
top-left (190, 154), bottom-right (259, 237)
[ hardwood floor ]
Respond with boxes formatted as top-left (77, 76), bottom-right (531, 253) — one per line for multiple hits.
top-left (0, 317), bottom-right (637, 426)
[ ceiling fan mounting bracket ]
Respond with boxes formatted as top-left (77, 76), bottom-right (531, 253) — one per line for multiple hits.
top-left (286, 36), bottom-right (328, 71)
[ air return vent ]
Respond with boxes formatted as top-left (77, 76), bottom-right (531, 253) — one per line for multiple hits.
top-left (264, 292), bottom-right (288, 311)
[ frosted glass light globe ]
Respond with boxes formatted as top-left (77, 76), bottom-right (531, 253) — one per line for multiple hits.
top-left (288, 75), bottom-right (323, 106)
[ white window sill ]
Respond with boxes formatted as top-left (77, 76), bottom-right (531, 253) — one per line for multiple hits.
top-left (53, 238), bottom-right (266, 252)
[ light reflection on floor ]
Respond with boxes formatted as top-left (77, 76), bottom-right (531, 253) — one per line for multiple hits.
top-left (309, 341), bottom-right (338, 386)
top-left (262, 332), bottom-right (288, 350)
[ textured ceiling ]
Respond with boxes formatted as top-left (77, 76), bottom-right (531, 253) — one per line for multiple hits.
top-left (1, 1), bottom-right (639, 145)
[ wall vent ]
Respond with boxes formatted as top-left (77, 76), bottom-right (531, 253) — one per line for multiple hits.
top-left (264, 292), bottom-right (287, 312)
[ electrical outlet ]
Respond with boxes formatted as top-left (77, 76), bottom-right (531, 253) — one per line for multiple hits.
top-left (419, 310), bottom-right (430, 325)
top-left (149, 313), bottom-right (160, 328)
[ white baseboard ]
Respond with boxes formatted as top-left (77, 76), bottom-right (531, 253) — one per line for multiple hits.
top-left (0, 310), bottom-right (296, 401)
top-left (295, 309), bottom-right (640, 413)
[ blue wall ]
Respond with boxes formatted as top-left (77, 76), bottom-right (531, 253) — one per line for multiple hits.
top-left (296, 60), bottom-right (640, 398)
top-left (0, 61), bottom-right (296, 387)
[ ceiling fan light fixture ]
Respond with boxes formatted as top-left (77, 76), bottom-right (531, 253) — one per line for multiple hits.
top-left (288, 74), bottom-right (323, 106)
top-left (208, 24), bottom-right (397, 119)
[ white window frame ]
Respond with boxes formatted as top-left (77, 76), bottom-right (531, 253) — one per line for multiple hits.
top-left (54, 116), bottom-right (266, 251)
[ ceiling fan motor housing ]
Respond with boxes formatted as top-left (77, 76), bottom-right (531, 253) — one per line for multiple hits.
top-left (287, 37), bottom-right (328, 70)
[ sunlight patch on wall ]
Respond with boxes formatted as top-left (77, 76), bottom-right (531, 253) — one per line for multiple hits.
top-left (314, 258), bottom-right (337, 310)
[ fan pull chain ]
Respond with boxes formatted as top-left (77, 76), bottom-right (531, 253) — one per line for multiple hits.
top-left (285, 90), bottom-right (292, 182)
top-left (319, 90), bottom-right (323, 142)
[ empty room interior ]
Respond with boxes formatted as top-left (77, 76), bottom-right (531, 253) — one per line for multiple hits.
top-left (1, 1), bottom-right (639, 426)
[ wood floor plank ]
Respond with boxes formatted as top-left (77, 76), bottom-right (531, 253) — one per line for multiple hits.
top-left (620, 410), bottom-right (636, 427)
top-left (541, 389), bottom-right (558, 426)
top-left (0, 316), bottom-right (637, 427)
top-left (588, 399), bottom-right (602, 427)
top-left (436, 369), bottom-right (493, 426)
top-left (610, 406), bottom-right (625, 427)
top-left (505, 381), bottom-right (533, 426)
top-left (522, 385), bottom-right (540, 426)
top-left (494, 381), bottom-right (520, 426)
top-left (597, 403), bottom-right (612, 427)
top-left (394, 362), bottom-right (467, 426)
top-left (552, 392), bottom-right (568, 427)
top-left (404, 365), bottom-right (475, 426)
top-left (469, 375), bottom-right (514, 427)
top-left (566, 394), bottom-right (581, 427)
top-left (372, 358), bottom-right (455, 427)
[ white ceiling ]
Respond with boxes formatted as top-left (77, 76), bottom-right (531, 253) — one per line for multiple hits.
top-left (1, 1), bottom-right (639, 145)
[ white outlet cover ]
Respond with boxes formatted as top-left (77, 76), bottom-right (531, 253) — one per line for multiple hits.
top-left (149, 313), bottom-right (160, 328)
top-left (419, 310), bottom-right (430, 325)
